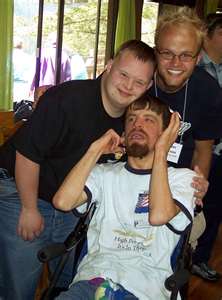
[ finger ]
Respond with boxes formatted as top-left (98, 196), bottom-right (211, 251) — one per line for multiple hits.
top-left (21, 228), bottom-right (28, 241)
top-left (195, 197), bottom-right (203, 208)
top-left (35, 223), bottom-right (44, 237)
top-left (194, 190), bottom-right (205, 199)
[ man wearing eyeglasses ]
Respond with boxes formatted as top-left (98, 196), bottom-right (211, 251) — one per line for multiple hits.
top-left (149, 7), bottom-right (222, 195)
top-left (149, 6), bottom-right (222, 285)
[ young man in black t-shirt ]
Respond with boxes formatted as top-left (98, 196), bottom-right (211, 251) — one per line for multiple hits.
top-left (0, 40), bottom-right (155, 300)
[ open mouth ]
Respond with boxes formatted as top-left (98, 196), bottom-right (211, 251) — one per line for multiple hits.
top-left (129, 130), bottom-right (146, 141)
top-left (167, 69), bottom-right (183, 76)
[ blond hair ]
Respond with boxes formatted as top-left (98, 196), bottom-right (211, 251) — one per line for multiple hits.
top-left (155, 6), bottom-right (206, 51)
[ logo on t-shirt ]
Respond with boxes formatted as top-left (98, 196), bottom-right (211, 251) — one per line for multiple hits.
top-left (135, 191), bottom-right (149, 214)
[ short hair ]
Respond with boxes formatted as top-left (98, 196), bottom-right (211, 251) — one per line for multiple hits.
top-left (127, 93), bottom-right (171, 130)
top-left (155, 6), bottom-right (205, 51)
top-left (205, 13), bottom-right (222, 37)
top-left (114, 39), bottom-right (156, 66)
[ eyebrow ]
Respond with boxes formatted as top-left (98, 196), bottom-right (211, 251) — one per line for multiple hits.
top-left (126, 111), bottom-right (158, 119)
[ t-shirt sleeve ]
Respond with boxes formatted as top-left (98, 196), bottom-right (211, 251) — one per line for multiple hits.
top-left (168, 168), bottom-right (195, 232)
top-left (13, 87), bottom-right (68, 163)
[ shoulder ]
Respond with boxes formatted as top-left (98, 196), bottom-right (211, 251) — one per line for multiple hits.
top-left (190, 66), bottom-right (220, 90)
top-left (168, 167), bottom-right (195, 182)
top-left (37, 78), bottom-right (101, 111)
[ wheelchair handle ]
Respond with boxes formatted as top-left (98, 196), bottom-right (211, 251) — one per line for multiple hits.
top-left (165, 268), bottom-right (190, 291)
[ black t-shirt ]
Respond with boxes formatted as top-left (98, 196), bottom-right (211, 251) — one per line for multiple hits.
top-left (12, 77), bottom-right (124, 202)
top-left (149, 66), bottom-right (222, 168)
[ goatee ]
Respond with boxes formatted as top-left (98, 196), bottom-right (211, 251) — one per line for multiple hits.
top-left (126, 143), bottom-right (149, 158)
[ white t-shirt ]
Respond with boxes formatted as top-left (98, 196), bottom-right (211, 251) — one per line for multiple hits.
top-left (73, 162), bottom-right (195, 300)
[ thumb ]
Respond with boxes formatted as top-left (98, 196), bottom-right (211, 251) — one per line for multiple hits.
top-left (193, 165), bottom-right (203, 177)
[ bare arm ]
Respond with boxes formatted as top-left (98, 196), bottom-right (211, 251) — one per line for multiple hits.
top-left (191, 139), bottom-right (214, 178)
top-left (53, 129), bottom-right (122, 211)
top-left (15, 151), bottom-right (44, 241)
top-left (190, 140), bottom-right (213, 206)
top-left (149, 113), bottom-right (180, 225)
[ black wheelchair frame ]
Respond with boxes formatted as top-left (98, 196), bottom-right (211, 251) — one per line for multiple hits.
top-left (38, 203), bottom-right (193, 300)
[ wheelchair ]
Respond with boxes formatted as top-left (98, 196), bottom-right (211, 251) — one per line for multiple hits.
top-left (38, 203), bottom-right (193, 300)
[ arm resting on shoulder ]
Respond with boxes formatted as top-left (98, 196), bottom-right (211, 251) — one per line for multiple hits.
top-left (191, 139), bottom-right (214, 179)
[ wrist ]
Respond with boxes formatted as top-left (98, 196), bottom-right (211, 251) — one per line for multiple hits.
top-left (154, 148), bottom-right (168, 161)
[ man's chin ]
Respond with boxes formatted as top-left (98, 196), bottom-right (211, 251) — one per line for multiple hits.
top-left (126, 143), bottom-right (149, 158)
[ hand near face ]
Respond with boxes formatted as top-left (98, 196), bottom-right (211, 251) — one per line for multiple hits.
top-left (91, 129), bottom-right (124, 157)
top-left (155, 112), bottom-right (180, 155)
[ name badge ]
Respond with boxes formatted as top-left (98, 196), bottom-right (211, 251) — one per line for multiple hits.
top-left (167, 142), bottom-right (183, 164)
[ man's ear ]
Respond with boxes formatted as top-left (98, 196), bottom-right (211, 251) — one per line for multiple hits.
top-left (147, 79), bottom-right (153, 90)
top-left (106, 59), bottom-right (114, 73)
top-left (196, 50), bottom-right (203, 65)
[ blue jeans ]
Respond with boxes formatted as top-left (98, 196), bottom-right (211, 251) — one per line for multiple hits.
top-left (56, 280), bottom-right (139, 300)
top-left (0, 169), bottom-right (79, 300)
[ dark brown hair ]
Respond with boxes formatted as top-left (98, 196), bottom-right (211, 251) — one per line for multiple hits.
top-left (127, 93), bottom-right (171, 130)
top-left (205, 13), bottom-right (222, 37)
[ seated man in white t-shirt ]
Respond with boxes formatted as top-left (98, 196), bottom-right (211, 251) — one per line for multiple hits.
top-left (53, 94), bottom-right (196, 300)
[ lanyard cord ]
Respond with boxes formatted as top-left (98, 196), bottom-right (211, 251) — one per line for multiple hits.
top-left (154, 72), bottom-right (189, 144)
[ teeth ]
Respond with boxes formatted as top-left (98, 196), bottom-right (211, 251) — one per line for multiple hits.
top-left (168, 70), bottom-right (182, 75)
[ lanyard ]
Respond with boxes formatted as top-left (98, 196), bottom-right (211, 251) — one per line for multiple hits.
top-left (154, 72), bottom-right (189, 144)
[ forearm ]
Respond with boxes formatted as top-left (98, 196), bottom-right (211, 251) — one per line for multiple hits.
top-left (149, 150), bottom-right (179, 225)
top-left (15, 151), bottom-right (40, 210)
top-left (191, 140), bottom-right (214, 178)
top-left (53, 143), bottom-right (102, 211)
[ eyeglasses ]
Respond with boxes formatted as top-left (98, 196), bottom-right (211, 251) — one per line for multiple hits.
top-left (155, 48), bottom-right (198, 62)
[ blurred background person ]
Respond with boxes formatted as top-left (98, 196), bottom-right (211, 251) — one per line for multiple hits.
top-left (71, 52), bottom-right (87, 80)
top-left (30, 34), bottom-right (71, 95)
top-left (13, 40), bottom-right (33, 103)
top-left (192, 13), bottom-right (222, 282)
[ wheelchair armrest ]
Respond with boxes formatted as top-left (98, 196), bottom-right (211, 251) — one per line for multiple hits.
top-left (38, 243), bottom-right (66, 263)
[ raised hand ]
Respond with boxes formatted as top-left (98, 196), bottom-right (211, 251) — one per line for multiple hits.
top-left (155, 112), bottom-right (180, 155)
top-left (91, 129), bottom-right (124, 157)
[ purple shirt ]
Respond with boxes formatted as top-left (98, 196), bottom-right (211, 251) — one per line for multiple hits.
top-left (31, 46), bottom-right (71, 91)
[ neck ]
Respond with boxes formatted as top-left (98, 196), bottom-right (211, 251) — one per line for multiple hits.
top-left (128, 153), bottom-right (153, 170)
top-left (204, 45), bottom-right (222, 65)
top-left (101, 73), bottom-right (125, 118)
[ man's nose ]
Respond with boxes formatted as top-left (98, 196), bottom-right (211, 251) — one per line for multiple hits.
top-left (133, 117), bottom-right (143, 127)
top-left (125, 78), bottom-right (134, 90)
top-left (170, 55), bottom-right (181, 66)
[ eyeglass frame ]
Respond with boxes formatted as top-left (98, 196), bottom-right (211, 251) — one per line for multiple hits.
top-left (155, 48), bottom-right (200, 62)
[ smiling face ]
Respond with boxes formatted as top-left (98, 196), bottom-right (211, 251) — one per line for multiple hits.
top-left (102, 50), bottom-right (155, 116)
top-left (155, 24), bottom-right (201, 93)
top-left (124, 107), bottom-right (163, 158)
